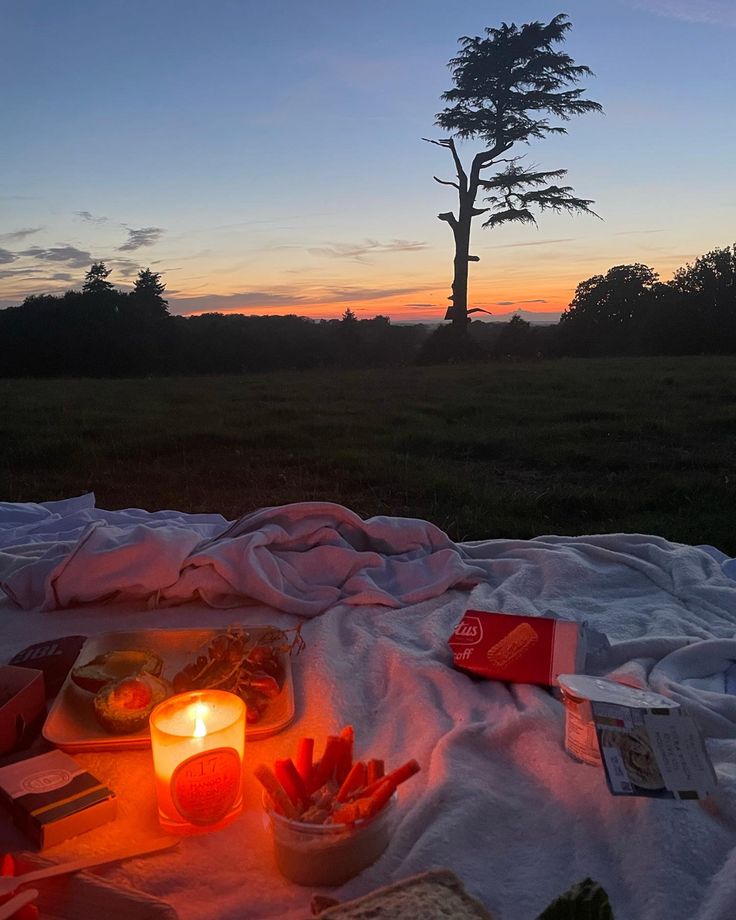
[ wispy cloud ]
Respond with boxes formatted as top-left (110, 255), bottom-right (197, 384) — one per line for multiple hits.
top-left (169, 291), bottom-right (309, 315)
top-left (0, 227), bottom-right (43, 243)
top-left (109, 259), bottom-right (143, 280)
top-left (622, 0), bottom-right (736, 25)
top-left (19, 245), bottom-right (92, 268)
top-left (614, 229), bottom-right (667, 235)
top-left (494, 298), bottom-right (548, 305)
top-left (118, 227), bottom-right (165, 251)
top-left (308, 238), bottom-right (427, 262)
top-left (169, 281), bottom-right (437, 316)
top-left (323, 284), bottom-right (434, 302)
top-left (75, 210), bottom-right (109, 224)
top-left (0, 248), bottom-right (18, 265)
top-left (488, 238), bottom-right (575, 250)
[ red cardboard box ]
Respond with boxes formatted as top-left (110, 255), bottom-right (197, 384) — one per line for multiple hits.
top-left (0, 666), bottom-right (45, 755)
top-left (448, 609), bottom-right (585, 687)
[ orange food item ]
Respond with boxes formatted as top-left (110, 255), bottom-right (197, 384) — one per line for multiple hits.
top-left (254, 727), bottom-right (420, 827)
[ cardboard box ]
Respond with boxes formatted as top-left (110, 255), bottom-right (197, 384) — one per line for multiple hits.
top-left (9, 636), bottom-right (87, 699)
top-left (0, 749), bottom-right (117, 848)
top-left (448, 609), bottom-right (586, 687)
top-left (0, 665), bottom-right (46, 755)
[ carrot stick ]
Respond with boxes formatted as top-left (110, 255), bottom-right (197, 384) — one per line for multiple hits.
top-left (336, 725), bottom-right (354, 785)
top-left (309, 735), bottom-right (347, 791)
top-left (295, 737), bottom-right (314, 787)
top-left (359, 778), bottom-right (395, 820)
top-left (253, 763), bottom-right (299, 819)
top-left (329, 800), bottom-right (360, 825)
top-left (349, 758), bottom-right (420, 800)
top-left (366, 758), bottom-right (384, 785)
top-left (333, 778), bottom-right (394, 825)
top-left (336, 760), bottom-right (367, 802)
top-left (274, 758), bottom-right (310, 809)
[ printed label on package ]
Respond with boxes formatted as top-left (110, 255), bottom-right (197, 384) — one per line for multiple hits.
top-left (593, 705), bottom-right (717, 800)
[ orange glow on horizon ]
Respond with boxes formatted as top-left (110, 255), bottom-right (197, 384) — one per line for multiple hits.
top-left (175, 277), bottom-right (576, 323)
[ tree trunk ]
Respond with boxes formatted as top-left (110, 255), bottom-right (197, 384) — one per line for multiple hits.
top-left (435, 139), bottom-right (497, 331)
top-left (450, 210), bottom-right (472, 329)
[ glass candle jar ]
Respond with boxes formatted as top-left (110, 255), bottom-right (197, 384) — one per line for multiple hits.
top-left (150, 690), bottom-right (245, 834)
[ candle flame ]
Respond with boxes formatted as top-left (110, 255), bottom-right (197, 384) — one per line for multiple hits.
top-left (194, 717), bottom-right (207, 738)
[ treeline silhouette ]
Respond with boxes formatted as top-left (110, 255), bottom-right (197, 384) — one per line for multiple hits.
top-left (1, 244), bottom-right (734, 376)
top-left (0, 265), bottom-right (428, 376)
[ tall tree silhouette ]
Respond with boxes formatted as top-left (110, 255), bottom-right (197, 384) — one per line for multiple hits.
top-left (426, 13), bottom-right (602, 329)
top-left (132, 267), bottom-right (169, 318)
top-left (82, 261), bottom-right (115, 297)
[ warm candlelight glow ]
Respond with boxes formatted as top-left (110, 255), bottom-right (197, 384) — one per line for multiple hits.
top-left (150, 690), bottom-right (246, 834)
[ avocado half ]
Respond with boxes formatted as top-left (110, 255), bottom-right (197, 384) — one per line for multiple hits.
top-left (71, 649), bottom-right (164, 693)
top-left (93, 672), bottom-right (171, 735)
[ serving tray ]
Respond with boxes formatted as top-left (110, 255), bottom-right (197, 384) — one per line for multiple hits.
top-left (43, 627), bottom-right (295, 752)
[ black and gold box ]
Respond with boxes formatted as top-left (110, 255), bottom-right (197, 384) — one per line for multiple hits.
top-left (0, 749), bottom-right (116, 848)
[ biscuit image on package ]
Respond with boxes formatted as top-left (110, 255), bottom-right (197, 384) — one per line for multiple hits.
top-left (486, 622), bottom-right (539, 669)
top-left (600, 728), bottom-right (665, 790)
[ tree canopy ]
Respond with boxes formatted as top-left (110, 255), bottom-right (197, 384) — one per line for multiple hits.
top-left (82, 261), bottom-right (115, 297)
top-left (428, 13), bottom-right (602, 331)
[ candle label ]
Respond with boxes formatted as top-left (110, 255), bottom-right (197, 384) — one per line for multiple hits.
top-left (171, 747), bottom-right (241, 826)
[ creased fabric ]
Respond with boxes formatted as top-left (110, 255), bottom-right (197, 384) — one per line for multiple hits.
top-left (0, 495), bottom-right (486, 614)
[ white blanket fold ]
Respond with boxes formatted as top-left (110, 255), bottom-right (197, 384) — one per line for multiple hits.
top-left (0, 496), bottom-right (486, 614)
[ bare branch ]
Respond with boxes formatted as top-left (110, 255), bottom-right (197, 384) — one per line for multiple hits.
top-left (433, 175), bottom-right (460, 190)
top-left (424, 137), bottom-right (468, 188)
top-left (438, 211), bottom-right (459, 229)
top-left (478, 157), bottom-right (516, 171)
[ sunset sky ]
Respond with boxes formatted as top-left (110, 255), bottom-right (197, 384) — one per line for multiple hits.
top-left (2, 0), bottom-right (734, 323)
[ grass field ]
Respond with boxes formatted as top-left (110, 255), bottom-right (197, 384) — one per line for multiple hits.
top-left (2, 355), bottom-right (735, 553)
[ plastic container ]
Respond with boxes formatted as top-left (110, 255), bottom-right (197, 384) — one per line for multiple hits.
top-left (262, 792), bottom-right (396, 886)
top-left (558, 674), bottom-right (678, 766)
top-left (558, 682), bottom-right (601, 765)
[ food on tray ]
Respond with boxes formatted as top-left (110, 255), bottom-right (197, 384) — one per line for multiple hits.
top-left (93, 672), bottom-right (171, 734)
top-left (310, 868), bottom-right (495, 918)
top-left (257, 725), bottom-right (420, 886)
top-left (52, 625), bottom-right (303, 744)
top-left (172, 625), bottom-right (303, 724)
top-left (71, 649), bottom-right (163, 693)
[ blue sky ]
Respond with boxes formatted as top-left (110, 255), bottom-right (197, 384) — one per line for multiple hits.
top-left (2, 0), bottom-right (734, 320)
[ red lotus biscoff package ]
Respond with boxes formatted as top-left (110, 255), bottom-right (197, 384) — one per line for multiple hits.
top-left (448, 609), bottom-right (586, 687)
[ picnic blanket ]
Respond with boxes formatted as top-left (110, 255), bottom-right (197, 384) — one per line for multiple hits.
top-left (0, 494), bottom-right (485, 613)
top-left (1, 496), bottom-right (736, 920)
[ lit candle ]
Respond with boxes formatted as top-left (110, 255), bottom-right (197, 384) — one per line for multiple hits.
top-left (150, 690), bottom-right (246, 834)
